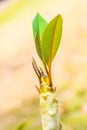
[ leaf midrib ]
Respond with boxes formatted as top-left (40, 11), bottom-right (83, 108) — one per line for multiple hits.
top-left (48, 16), bottom-right (59, 66)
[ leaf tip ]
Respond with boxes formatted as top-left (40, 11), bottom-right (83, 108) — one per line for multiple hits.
top-left (36, 12), bottom-right (40, 17)
top-left (58, 14), bottom-right (63, 22)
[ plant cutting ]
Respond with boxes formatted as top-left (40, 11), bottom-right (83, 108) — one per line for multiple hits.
top-left (32, 13), bottom-right (63, 130)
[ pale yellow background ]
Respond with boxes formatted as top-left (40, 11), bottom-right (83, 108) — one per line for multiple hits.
top-left (0, 0), bottom-right (87, 115)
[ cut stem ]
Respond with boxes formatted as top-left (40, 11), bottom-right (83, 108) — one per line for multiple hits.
top-left (32, 59), bottom-right (62, 130)
top-left (40, 83), bottom-right (62, 130)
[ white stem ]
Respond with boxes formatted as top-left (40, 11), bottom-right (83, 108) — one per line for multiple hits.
top-left (40, 91), bottom-right (62, 130)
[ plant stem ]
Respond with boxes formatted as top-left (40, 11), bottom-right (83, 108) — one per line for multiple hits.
top-left (40, 83), bottom-right (62, 130)
top-left (43, 62), bottom-right (49, 76)
top-left (32, 60), bottom-right (62, 130)
top-left (48, 63), bottom-right (52, 87)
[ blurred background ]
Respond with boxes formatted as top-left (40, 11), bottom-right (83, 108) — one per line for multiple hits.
top-left (0, 0), bottom-right (87, 130)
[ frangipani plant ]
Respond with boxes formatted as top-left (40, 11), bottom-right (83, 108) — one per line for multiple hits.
top-left (32, 13), bottom-right (63, 130)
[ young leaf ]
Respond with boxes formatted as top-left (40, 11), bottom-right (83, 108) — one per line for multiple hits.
top-left (42, 15), bottom-right (63, 65)
top-left (35, 32), bottom-right (43, 60)
top-left (32, 13), bottom-right (47, 60)
top-left (32, 13), bottom-right (47, 39)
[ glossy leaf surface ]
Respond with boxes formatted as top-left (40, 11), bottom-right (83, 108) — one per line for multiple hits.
top-left (32, 13), bottom-right (47, 60)
top-left (35, 32), bottom-right (43, 60)
top-left (42, 15), bottom-right (63, 65)
top-left (32, 13), bottom-right (47, 39)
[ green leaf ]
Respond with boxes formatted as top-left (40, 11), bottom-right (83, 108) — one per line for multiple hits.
top-left (35, 32), bottom-right (43, 60)
top-left (32, 13), bottom-right (47, 60)
top-left (42, 15), bottom-right (63, 65)
top-left (32, 13), bottom-right (47, 39)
